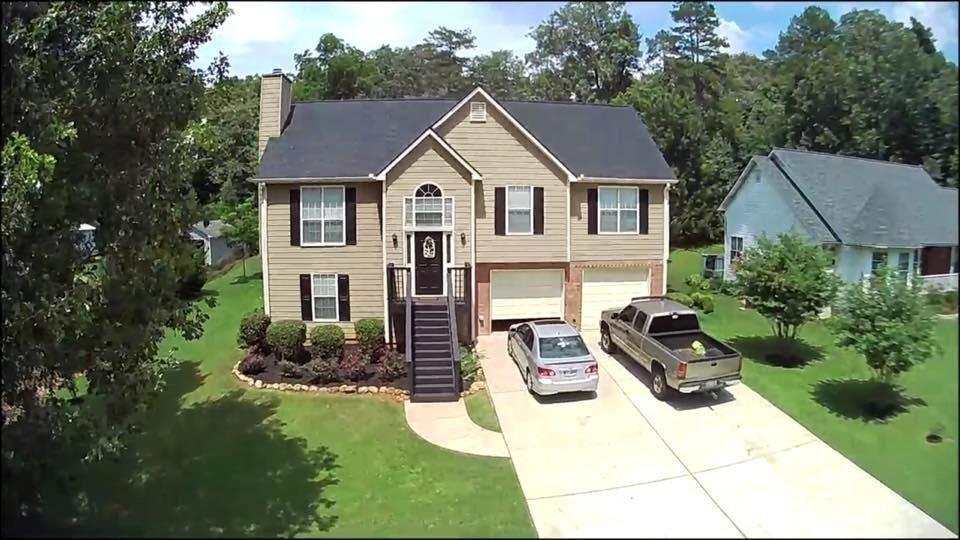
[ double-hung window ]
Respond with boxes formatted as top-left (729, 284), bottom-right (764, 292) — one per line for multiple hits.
top-left (897, 253), bottom-right (910, 281)
top-left (729, 236), bottom-right (744, 262)
top-left (598, 187), bottom-right (638, 233)
top-left (302, 186), bottom-right (345, 245)
top-left (871, 251), bottom-right (887, 274)
top-left (312, 273), bottom-right (338, 321)
top-left (506, 185), bottom-right (533, 235)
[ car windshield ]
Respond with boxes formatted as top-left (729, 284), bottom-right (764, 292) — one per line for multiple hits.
top-left (538, 336), bottom-right (590, 361)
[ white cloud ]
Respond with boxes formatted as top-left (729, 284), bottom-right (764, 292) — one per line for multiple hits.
top-left (750, 2), bottom-right (779, 12)
top-left (718, 18), bottom-right (751, 54)
top-left (890, 1), bottom-right (959, 46)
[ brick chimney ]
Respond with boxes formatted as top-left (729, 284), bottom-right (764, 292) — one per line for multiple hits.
top-left (258, 68), bottom-right (292, 159)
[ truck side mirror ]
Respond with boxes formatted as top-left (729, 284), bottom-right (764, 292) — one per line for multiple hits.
top-left (619, 311), bottom-right (631, 322)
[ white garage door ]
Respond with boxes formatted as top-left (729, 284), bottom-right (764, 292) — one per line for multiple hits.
top-left (580, 268), bottom-right (650, 331)
top-left (490, 270), bottom-right (564, 320)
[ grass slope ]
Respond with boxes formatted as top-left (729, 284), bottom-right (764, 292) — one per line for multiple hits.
top-left (465, 388), bottom-right (501, 433)
top-left (671, 247), bottom-right (959, 533)
top-left (48, 258), bottom-right (535, 537)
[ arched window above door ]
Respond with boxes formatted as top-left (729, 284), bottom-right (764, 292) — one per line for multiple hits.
top-left (404, 183), bottom-right (454, 229)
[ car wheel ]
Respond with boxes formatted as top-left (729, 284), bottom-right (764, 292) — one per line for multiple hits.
top-left (651, 366), bottom-right (672, 401)
top-left (600, 327), bottom-right (617, 354)
top-left (525, 369), bottom-right (536, 395)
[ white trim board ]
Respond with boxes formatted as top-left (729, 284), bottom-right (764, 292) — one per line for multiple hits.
top-left (375, 129), bottom-right (482, 181)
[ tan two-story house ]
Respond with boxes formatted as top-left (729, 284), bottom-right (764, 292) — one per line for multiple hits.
top-left (253, 69), bottom-right (676, 343)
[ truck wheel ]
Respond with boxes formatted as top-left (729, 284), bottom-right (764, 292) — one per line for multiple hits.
top-left (651, 365), bottom-right (673, 401)
top-left (600, 326), bottom-right (618, 354)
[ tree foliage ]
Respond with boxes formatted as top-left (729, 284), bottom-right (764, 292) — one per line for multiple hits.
top-left (219, 196), bottom-right (259, 277)
top-left (1, 1), bottom-right (226, 526)
top-left (733, 233), bottom-right (840, 340)
top-left (832, 266), bottom-right (938, 382)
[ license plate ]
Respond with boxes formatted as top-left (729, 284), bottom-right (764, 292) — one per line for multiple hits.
top-left (702, 380), bottom-right (720, 389)
top-left (561, 369), bottom-right (577, 377)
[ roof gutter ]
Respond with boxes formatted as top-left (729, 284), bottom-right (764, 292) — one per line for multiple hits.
top-left (578, 175), bottom-right (678, 185)
top-left (249, 176), bottom-right (379, 184)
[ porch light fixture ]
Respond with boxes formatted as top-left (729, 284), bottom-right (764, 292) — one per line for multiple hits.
top-left (460, 232), bottom-right (466, 245)
top-left (392, 233), bottom-right (398, 247)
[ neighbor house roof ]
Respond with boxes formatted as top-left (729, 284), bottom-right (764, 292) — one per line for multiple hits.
top-left (723, 148), bottom-right (958, 248)
top-left (255, 92), bottom-right (676, 182)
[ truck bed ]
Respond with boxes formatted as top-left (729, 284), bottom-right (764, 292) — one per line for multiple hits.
top-left (650, 331), bottom-right (737, 362)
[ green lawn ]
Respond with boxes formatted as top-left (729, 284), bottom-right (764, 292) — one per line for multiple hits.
top-left (670, 247), bottom-right (960, 533)
top-left (465, 387), bottom-right (501, 433)
top-left (667, 243), bottom-right (723, 293)
top-left (45, 257), bottom-right (535, 537)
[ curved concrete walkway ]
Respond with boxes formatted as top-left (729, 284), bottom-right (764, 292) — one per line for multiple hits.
top-left (404, 399), bottom-right (510, 458)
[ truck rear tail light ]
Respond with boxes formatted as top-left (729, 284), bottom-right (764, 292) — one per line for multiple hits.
top-left (677, 363), bottom-right (687, 379)
top-left (585, 364), bottom-right (598, 374)
top-left (537, 367), bottom-right (556, 377)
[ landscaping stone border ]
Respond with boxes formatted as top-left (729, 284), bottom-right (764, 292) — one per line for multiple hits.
top-left (232, 361), bottom-right (487, 401)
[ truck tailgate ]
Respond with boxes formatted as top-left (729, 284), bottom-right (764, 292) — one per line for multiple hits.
top-left (684, 355), bottom-right (740, 382)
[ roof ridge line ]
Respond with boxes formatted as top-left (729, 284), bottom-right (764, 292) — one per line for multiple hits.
top-left (772, 147), bottom-right (926, 170)
top-left (293, 97), bottom-right (458, 104)
top-left (768, 153), bottom-right (843, 243)
top-left (502, 99), bottom-right (632, 108)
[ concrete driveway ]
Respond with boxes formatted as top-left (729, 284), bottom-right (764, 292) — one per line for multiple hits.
top-left (477, 331), bottom-right (954, 538)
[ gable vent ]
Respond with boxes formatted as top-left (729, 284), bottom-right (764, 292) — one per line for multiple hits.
top-left (470, 101), bottom-right (486, 122)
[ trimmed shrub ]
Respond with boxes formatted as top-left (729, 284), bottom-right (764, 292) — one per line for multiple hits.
top-left (685, 273), bottom-right (710, 292)
top-left (266, 320), bottom-right (306, 362)
top-left (278, 359), bottom-right (303, 379)
top-left (309, 324), bottom-right (345, 360)
top-left (239, 355), bottom-right (267, 375)
top-left (377, 348), bottom-right (406, 382)
top-left (238, 310), bottom-right (271, 350)
top-left (355, 318), bottom-right (385, 357)
top-left (460, 345), bottom-right (483, 387)
top-left (340, 348), bottom-right (367, 382)
top-left (306, 357), bottom-right (340, 384)
top-left (690, 291), bottom-right (715, 313)
top-left (667, 292), bottom-right (694, 307)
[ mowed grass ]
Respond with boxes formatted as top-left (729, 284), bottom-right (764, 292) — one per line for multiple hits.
top-left (465, 387), bottom-right (501, 433)
top-left (670, 247), bottom-right (959, 533)
top-left (46, 258), bottom-right (535, 537)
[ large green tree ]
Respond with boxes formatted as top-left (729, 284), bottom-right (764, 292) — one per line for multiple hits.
top-left (293, 33), bottom-right (381, 101)
top-left (1, 1), bottom-right (226, 527)
top-left (526, 1), bottom-right (641, 102)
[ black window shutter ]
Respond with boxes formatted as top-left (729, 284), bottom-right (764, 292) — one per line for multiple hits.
top-left (290, 188), bottom-right (301, 246)
top-left (533, 187), bottom-right (544, 235)
top-left (638, 189), bottom-right (649, 235)
top-left (337, 274), bottom-right (351, 321)
top-left (345, 187), bottom-right (357, 245)
top-left (494, 187), bottom-right (505, 236)
top-left (587, 188), bottom-right (598, 235)
top-left (299, 274), bottom-right (312, 320)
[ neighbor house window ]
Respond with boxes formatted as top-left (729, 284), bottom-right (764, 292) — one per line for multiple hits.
top-left (871, 251), bottom-right (887, 274)
top-left (506, 185), bottom-right (533, 234)
top-left (302, 186), bottom-right (344, 245)
top-left (897, 252), bottom-right (910, 281)
top-left (598, 186), bottom-right (639, 233)
top-left (312, 273), bottom-right (338, 321)
top-left (729, 236), bottom-right (744, 262)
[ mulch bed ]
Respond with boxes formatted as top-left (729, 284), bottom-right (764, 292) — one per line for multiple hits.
top-left (240, 343), bottom-right (409, 392)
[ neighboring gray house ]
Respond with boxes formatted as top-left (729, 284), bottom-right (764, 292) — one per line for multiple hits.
top-left (719, 148), bottom-right (959, 290)
top-left (189, 220), bottom-right (242, 267)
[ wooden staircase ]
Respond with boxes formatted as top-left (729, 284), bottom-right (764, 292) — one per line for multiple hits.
top-left (410, 299), bottom-right (460, 402)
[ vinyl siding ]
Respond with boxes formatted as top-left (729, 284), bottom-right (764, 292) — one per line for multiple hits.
top-left (265, 182), bottom-right (383, 338)
top-left (570, 183), bottom-right (666, 261)
top-left (385, 140), bottom-right (473, 267)
top-left (438, 97), bottom-right (568, 263)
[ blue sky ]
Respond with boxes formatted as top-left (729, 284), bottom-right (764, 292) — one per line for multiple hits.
top-left (192, 2), bottom-right (959, 77)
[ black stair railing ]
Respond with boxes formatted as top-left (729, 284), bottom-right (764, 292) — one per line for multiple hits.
top-left (446, 267), bottom-right (462, 394)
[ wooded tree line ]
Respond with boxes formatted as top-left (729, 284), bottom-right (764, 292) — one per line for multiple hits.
top-left (194, 1), bottom-right (958, 244)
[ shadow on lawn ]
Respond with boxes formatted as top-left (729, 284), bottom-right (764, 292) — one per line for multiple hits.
top-left (45, 362), bottom-right (339, 537)
top-left (812, 378), bottom-right (927, 422)
top-left (231, 272), bottom-right (263, 285)
top-left (728, 335), bottom-right (824, 368)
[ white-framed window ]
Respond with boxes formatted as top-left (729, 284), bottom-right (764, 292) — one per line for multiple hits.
top-left (312, 273), bottom-right (339, 321)
top-left (302, 186), bottom-right (345, 246)
top-left (403, 183), bottom-right (454, 229)
top-left (871, 251), bottom-right (887, 274)
top-left (913, 249), bottom-right (921, 275)
top-left (598, 186), bottom-right (639, 234)
top-left (506, 185), bottom-right (533, 235)
top-left (470, 102), bottom-right (487, 122)
top-left (729, 236), bottom-right (744, 262)
top-left (897, 252), bottom-right (910, 281)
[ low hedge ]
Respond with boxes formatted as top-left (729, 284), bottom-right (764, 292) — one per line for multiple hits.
top-left (355, 318), bottom-right (385, 357)
top-left (309, 324), bottom-right (345, 360)
top-left (238, 310), bottom-right (271, 350)
top-left (266, 320), bottom-right (306, 362)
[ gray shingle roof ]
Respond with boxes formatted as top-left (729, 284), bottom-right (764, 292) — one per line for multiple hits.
top-left (770, 148), bottom-right (957, 247)
top-left (752, 156), bottom-right (836, 243)
top-left (255, 96), bottom-right (676, 181)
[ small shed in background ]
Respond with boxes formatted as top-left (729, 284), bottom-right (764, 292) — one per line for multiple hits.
top-left (189, 220), bottom-right (242, 267)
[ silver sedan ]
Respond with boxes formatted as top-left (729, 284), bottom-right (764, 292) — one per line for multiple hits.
top-left (507, 319), bottom-right (599, 396)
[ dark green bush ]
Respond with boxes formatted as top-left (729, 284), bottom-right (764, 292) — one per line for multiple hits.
top-left (177, 244), bottom-right (208, 299)
top-left (377, 349), bottom-right (406, 382)
top-left (306, 357), bottom-right (340, 384)
top-left (941, 290), bottom-right (958, 314)
top-left (460, 345), bottom-right (483, 387)
top-left (690, 291), bottom-right (715, 313)
top-left (339, 348), bottom-right (367, 382)
top-left (239, 355), bottom-right (267, 375)
top-left (266, 320), bottom-right (306, 362)
top-left (685, 274), bottom-right (710, 292)
top-left (667, 292), bottom-right (694, 307)
top-left (278, 359), bottom-right (303, 379)
top-left (355, 318), bottom-right (385, 357)
top-left (238, 310), bottom-right (271, 350)
top-left (309, 324), bottom-right (345, 360)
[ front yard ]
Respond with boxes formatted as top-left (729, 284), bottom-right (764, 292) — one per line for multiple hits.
top-left (670, 247), bottom-right (959, 533)
top-left (43, 257), bottom-right (534, 537)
